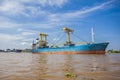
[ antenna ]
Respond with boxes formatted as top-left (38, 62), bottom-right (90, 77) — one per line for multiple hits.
top-left (91, 28), bottom-right (94, 43)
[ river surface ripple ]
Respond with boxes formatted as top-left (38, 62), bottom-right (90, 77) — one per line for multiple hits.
top-left (0, 53), bottom-right (120, 80)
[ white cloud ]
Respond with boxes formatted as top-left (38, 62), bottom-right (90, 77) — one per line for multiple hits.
top-left (18, 0), bottom-right (68, 7)
top-left (0, 33), bottom-right (23, 49)
top-left (0, 22), bottom-right (20, 28)
top-left (32, 0), bottom-right (115, 29)
top-left (0, 33), bottom-right (33, 49)
top-left (48, 0), bottom-right (115, 22)
top-left (0, 1), bottom-right (115, 35)
top-left (67, 0), bottom-right (115, 16)
top-left (0, 0), bottom-right (117, 49)
top-left (22, 38), bottom-right (34, 42)
top-left (53, 38), bottom-right (59, 41)
top-left (21, 32), bottom-right (35, 36)
top-left (0, 16), bottom-right (19, 28)
top-left (0, 0), bottom-right (34, 16)
top-left (17, 28), bottom-right (23, 32)
top-left (0, 33), bottom-right (23, 41)
top-left (21, 42), bottom-right (28, 45)
top-left (0, 0), bottom-right (115, 21)
top-left (0, 0), bottom-right (67, 17)
top-left (0, 0), bottom-right (116, 30)
top-left (0, 0), bottom-right (24, 16)
top-left (36, 0), bottom-right (68, 7)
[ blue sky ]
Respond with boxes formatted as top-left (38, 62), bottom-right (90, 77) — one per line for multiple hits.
top-left (0, 0), bottom-right (120, 50)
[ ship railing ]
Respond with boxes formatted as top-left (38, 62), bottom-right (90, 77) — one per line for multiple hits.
top-left (47, 42), bottom-right (89, 47)
top-left (74, 42), bottom-right (89, 45)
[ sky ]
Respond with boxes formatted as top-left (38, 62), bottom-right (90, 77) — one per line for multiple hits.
top-left (0, 0), bottom-right (120, 50)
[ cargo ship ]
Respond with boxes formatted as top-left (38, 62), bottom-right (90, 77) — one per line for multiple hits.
top-left (32, 27), bottom-right (109, 54)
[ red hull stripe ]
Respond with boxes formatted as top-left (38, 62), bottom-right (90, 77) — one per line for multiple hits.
top-left (33, 51), bottom-right (105, 54)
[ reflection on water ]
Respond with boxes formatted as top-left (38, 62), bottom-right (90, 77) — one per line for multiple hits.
top-left (0, 53), bottom-right (120, 80)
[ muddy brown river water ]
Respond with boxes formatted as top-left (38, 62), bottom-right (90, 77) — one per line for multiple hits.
top-left (0, 53), bottom-right (120, 80)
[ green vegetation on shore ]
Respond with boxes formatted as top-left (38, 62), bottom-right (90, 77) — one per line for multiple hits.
top-left (1, 49), bottom-right (120, 53)
top-left (107, 50), bottom-right (120, 53)
top-left (0, 49), bottom-right (32, 52)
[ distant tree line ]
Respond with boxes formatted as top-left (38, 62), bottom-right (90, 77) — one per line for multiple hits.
top-left (0, 49), bottom-right (32, 52)
top-left (0, 49), bottom-right (5, 52)
top-left (107, 49), bottom-right (120, 53)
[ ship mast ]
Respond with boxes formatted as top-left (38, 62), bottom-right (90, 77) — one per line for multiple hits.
top-left (63, 27), bottom-right (73, 46)
top-left (91, 28), bottom-right (94, 43)
top-left (39, 33), bottom-right (48, 47)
